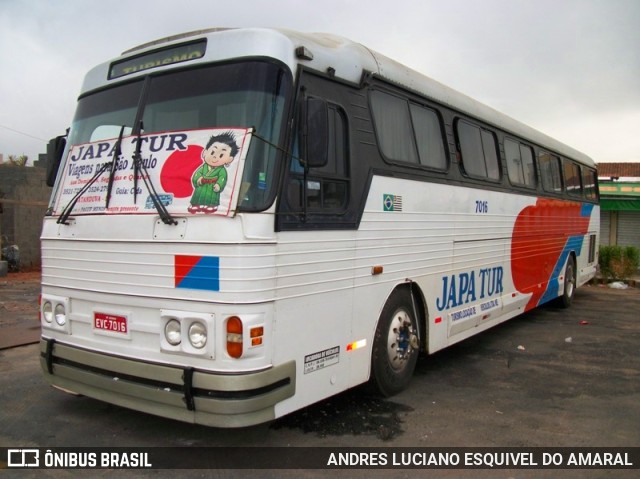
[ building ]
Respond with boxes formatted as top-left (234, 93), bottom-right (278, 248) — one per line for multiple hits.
top-left (0, 154), bottom-right (51, 270)
top-left (598, 162), bottom-right (640, 250)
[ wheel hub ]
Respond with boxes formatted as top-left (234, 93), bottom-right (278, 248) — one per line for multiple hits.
top-left (386, 309), bottom-right (417, 370)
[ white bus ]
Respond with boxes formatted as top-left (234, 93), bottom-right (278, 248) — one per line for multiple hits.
top-left (41, 28), bottom-right (599, 427)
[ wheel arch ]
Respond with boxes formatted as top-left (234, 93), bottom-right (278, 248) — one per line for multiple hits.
top-left (564, 250), bottom-right (578, 286)
top-left (368, 280), bottom-right (427, 396)
top-left (377, 281), bottom-right (429, 354)
top-left (558, 251), bottom-right (578, 308)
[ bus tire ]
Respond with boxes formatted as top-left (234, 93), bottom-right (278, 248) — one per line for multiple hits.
top-left (558, 255), bottom-right (576, 308)
top-left (370, 287), bottom-right (419, 397)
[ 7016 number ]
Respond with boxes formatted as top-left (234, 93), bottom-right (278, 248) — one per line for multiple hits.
top-left (475, 200), bottom-right (488, 213)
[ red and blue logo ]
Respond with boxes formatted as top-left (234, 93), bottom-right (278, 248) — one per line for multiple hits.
top-left (511, 199), bottom-right (593, 311)
top-left (174, 255), bottom-right (220, 292)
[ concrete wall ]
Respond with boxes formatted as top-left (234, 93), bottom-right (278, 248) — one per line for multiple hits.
top-left (0, 160), bottom-right (51, 270)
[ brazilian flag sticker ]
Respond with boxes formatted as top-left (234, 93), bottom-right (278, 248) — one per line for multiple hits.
top-left (383, 194), bottom-right (403, 212)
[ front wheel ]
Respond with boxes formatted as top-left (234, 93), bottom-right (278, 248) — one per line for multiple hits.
top-left (370, 288), bottom-right (420, 397)
top-left (558, 255), bottom-right (576, 308)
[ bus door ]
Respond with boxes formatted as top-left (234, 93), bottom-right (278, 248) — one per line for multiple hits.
top-left (275, 69), bottom-right (360, 391)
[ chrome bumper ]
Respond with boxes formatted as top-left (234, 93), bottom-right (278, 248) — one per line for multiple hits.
top-left (40, 338), bottom-right (295, 428)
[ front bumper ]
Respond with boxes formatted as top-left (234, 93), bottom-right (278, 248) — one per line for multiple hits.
top-left (40, 338), bottom-right (295, 428)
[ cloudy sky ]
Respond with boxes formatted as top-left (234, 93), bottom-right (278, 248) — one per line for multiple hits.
top-left (1, 0), bottom-right (638, 164)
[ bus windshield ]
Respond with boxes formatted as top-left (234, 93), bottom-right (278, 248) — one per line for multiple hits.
top-left (64, 60), bottom-right (292, 212)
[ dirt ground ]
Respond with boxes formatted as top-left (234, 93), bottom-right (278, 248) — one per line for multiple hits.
top-left (0, 272), bottom-right (41, 312)
top-left (0, 272), bottom-right (41, 349)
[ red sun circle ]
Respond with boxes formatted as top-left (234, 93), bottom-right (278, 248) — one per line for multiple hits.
top-left (160, 145), bottom-right (203, 198)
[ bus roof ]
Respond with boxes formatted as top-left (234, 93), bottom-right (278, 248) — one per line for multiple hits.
top-left (84, 27), bottom-right (595, 168)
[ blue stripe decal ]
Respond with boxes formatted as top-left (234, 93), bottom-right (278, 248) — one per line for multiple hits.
top-left (581, 203), bottom-right (594, 217)
top-left (539, 235), bottom-right (585, 305)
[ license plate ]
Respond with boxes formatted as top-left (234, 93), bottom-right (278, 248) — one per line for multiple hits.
top-left (94, 312), bottom-right (128, 334)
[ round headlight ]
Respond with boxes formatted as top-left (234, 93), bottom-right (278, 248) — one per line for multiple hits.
top-left (164, 319), bottom-right (181, 346)
top-left (42, 301), bottom-right (53, 323)
top-left (54, 303), bottom-right (67, 326)
top-left (188, 322), bottom-right (207, 349)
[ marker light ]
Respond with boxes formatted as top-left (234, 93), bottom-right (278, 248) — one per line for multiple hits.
top-left (164, 319), bottom-right (181, 346)
top-left (54, 303), bottom-right (67, 326)
top-left (42, 301), bottom-right (53, 323)
top-left (295, 46), bottom-right (314, 61)
top-left (188, 321), bottom-right (207, 349)
top-left (226, 316), bottom-right (243, 358)
top-left (250, 326), bottom-right (264, 347)
top-left (346, 338), bottom-right (367, 352)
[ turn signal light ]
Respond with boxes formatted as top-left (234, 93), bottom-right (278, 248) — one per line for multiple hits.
top-left (250, 326), bottom-right (264, 347)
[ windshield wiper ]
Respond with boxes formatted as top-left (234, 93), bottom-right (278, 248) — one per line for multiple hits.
top-left (105, 125), bottom-right (125, 208)
top-left (57, 124), bottom-right (177, 226)
top-left (57, 160), bottom-right (112, 225)
top-left (132, 122), bottom-right (177, 225)
top-left (57, 127), bottom-right (125, 224)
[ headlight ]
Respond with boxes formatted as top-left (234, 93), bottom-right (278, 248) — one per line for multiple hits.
top-left (42, 301), bottom-right (53, 323)
top-left (54, 303), bottom-right (67, 326)
top-left (164, 319), bottom-right (181, 346)
top-left (188, 322), bottom-right (207, 349)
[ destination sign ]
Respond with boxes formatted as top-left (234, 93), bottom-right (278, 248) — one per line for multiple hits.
top-left (109, 40), bottom-right (206, 79)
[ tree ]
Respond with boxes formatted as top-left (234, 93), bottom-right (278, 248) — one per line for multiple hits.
top-left (6, 155), bottom-right (29, 166)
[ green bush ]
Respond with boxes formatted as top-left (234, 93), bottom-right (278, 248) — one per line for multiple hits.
top-left (624, 246), bottom-right (640, 273)
top-left (599, 245), bottom-right (640, 280)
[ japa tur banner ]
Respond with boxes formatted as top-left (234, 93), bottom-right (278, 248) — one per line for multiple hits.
top-left (53, 127), bottom-right (253, 218)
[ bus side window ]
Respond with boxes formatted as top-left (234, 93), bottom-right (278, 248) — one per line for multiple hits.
top-left (456, 119), bottom-right (500, 180)
top-left (563, 158), bottom-right (582, 196)
top-left (505, 138), bottom-right (536, 188)
top-left (287, 104), bottom-right (349, 212)
top-left (539, 152), bottom-right (563, 193)
top-left (370, 90), bottom-right (419, 164)
top-left (409, 104), bottom-right (447, 170)
top-left (582, 167), bottom-right (598, 200)
top-left (369, 89), bottom-right (447, 171)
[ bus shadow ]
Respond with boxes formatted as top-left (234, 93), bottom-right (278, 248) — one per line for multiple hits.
top-left (270, 384), bottom-right (413, 441)
top-left (270, 305), bottom-right (554, 441)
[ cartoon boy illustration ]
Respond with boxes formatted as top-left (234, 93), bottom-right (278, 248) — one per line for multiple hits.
top-left (188, 132), bottom-right (238, 214)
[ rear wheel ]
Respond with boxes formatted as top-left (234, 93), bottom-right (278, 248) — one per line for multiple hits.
top-left (370, 288), bottom-right (420, 397)
top-left (558, 255), bottom-right (576, 308)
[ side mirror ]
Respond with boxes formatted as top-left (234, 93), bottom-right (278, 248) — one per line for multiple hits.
top-left (46, 134), bottom-right (67, 187)
top-left (303, 97), bottom-right (328, 169)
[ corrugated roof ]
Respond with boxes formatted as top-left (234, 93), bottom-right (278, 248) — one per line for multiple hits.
top-left (597, 162), bottom-right (640, 178)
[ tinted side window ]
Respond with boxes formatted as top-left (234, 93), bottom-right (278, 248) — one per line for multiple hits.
top-left (505, 138), bottom-right (536, 188)
top-left (582, 168), bottom-right (598, 200)
top-left (539, 152), bottom-right (563, 193)
top-left (288, 104), bottom-right (349, 211)
top-left (370, 90), bottom-right (418, 163)
top-left (370, 90), bottom-right (447, 170)
top-left (563, 159), bottom-right (582, 196)
top-left (482, 130), bottom-right (500, 180)
top-left (457, 119), bottom-right (500, 180)
top-left (409, 104), bottom-right (447, 169)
